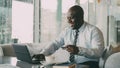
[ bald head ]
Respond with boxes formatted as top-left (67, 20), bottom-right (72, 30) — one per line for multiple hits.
top-left (67, 5), bottom-right (84, 30)
top-left (68, 5), bottom-right (84, 19)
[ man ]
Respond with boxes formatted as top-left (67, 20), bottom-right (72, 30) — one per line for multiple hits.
top-left (33, 5), bottom-right (104, 68)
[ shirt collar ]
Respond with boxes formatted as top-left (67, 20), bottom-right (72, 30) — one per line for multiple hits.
top-left (69, 21), bottom-right (86, 32)
top-left (78, 21), bottom-right (86, 32)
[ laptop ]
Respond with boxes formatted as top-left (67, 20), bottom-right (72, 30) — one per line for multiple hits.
top-left (12, 44), bottom-right (40, 64)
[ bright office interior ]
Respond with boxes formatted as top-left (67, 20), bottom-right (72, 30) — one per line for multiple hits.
top-left (0, 0), bottom-right (120, 47)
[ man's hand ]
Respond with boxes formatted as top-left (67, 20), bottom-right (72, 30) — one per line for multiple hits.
top-left (32, 54), bottom-right (45, 61)
top-left (62, 45), bottom-right (79, 54)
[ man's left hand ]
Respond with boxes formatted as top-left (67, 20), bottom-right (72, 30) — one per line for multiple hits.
top-left (63, 45), bottom-right (79, 54)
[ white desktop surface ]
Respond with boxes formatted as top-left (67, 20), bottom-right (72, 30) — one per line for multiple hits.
top-left (0, 56), bottom-right (41, 68)
top-left (0, 56), bottom-right (89, 68)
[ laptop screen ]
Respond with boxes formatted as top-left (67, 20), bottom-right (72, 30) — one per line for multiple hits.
top-left (12, 44), bottom-right (40, 64)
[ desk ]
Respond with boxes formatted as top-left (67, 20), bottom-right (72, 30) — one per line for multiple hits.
top-left (0, 56), bottom-right (42, 68)
top-left (0, 57), bottom-right (89, 68)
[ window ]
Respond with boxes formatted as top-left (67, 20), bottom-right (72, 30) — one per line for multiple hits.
top-left (12, 0), bottom-right (33, 43)
top-left (1, 0), bottom-right (119, 46)
top-left (108, 0), bottom-right (120, 45)
top-left (0, 0), bottom-right (12, 44)
top-left (36, 0), bottom-right (108, 45)
top-left (34, 0), bottom-right (76, 43)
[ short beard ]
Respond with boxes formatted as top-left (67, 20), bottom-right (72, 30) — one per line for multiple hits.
top-left (72, 23), bottom-right (82, 30)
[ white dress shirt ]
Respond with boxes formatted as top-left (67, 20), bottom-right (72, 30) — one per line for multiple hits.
top-left (41, 22), bottom-right (104, 63)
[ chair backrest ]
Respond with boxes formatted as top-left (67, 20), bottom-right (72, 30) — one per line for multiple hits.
top-left (0, 46), bottom-right (3, 56)
top-left (99, 44), bottom-right (120, 68)
top-left (0, 44), bottom-right (16, 57)
top-left (99, 45), bottom-right (112, 68)
top-left (104, 52), bottom-right (120, 68)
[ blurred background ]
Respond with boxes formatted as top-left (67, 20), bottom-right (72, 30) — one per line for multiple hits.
top-left (0, 0), bottom-right (120, 47)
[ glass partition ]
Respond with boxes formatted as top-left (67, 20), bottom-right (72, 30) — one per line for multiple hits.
top-left (108, 0), bottom-right (120, 45)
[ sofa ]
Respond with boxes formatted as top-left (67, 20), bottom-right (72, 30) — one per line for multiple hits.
top-left (0, 44), bottom-right (16, 57)
top-left (0, 43), bottom-right (120, 68)
top-left (0, 43), bottom-right (46, 57)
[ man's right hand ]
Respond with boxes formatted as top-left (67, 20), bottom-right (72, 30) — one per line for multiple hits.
top-left (32, 54), bottom-right (45, 61)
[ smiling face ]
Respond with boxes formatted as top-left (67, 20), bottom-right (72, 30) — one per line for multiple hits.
top-left (67, 10), bottom-right (80, 29)
top-left (67, 5), bottom-right (84, 30)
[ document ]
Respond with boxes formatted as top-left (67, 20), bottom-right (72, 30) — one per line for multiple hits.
top-left (53, 63), bottom-right (76, 68)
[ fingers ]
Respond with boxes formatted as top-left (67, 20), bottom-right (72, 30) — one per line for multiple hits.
top-left (62, 45), bottom-right (79, 54)
top-left (66, 46), bottom-right (74, 53)
top-left (62, 45), bottom-right (75, 53)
